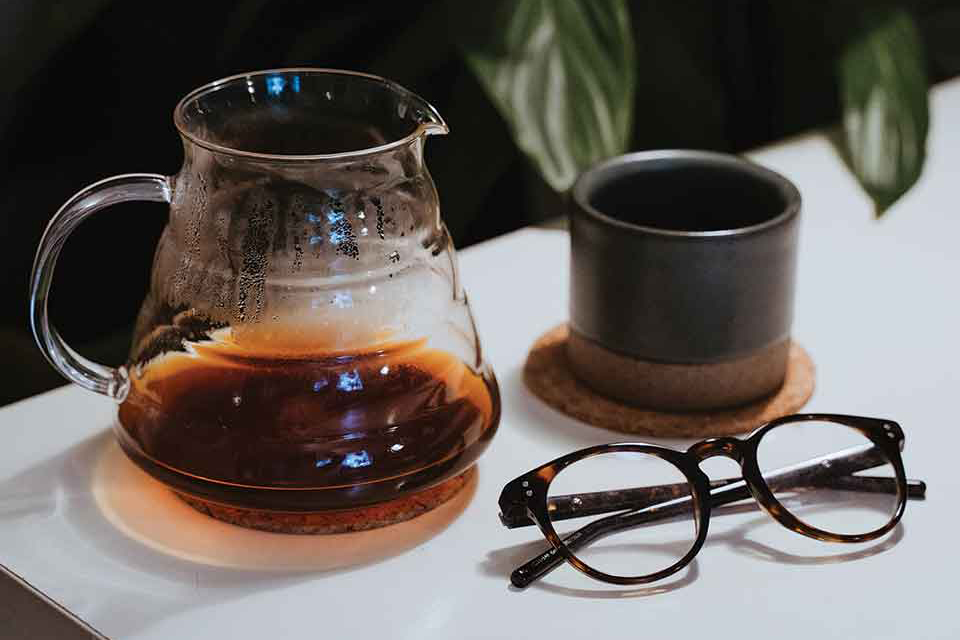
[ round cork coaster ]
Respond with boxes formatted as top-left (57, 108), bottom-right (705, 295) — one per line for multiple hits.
top-left (176, 466), bottom-right (475, 535)
top-left (524, 325), bottom-right (815, 438)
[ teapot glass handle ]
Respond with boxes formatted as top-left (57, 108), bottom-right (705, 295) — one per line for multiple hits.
top-left (29, 174), bottom-right (171, 402)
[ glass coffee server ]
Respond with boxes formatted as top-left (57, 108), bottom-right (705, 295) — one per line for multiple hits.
top-left (30, 69), bottom-right (500, 521)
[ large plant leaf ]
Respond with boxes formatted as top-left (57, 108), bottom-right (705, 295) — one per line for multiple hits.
top-left (462, 0), bottom-right (635, 192)
top-left (837, 7), bottom-right (929, 216)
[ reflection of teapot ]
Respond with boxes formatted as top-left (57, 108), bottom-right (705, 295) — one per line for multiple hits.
top-left (30, 69), bottom-right (500, 514)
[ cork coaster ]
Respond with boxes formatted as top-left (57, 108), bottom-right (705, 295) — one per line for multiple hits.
top-left (524, 325), bottom-right (815, 437)
top-left (176, 466), bottom-right (475, 534)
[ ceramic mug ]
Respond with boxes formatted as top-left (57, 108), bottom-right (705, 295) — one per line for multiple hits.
top-left (568, 149), bottom-right (801, 411)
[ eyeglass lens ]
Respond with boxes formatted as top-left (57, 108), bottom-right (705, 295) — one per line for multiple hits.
top-left (546, 451), bottom-right (698, 578)
top-left (756, 420), bottom-right (900, 536)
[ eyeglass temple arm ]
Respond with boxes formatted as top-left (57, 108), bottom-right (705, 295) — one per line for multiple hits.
top-left (510, 483), bottom-right (748, 588)
top-left (519, 475), bottom-right (925, 529)
top-left (501, 446), bottom-right (925, 529)
top-left (509, 446), bottom-right (924, 589)
top-left (812, 475), bottom-right (925, 496)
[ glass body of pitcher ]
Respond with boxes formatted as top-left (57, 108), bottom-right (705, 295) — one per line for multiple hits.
top-left (29, 69), bottom-right (500, 512)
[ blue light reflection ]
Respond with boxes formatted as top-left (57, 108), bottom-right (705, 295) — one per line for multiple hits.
top-left (265, 74), bottom-right (285, 96)
top-left (343, 450), bottom-right (372, 468)
top-left (332, 292), bottom-right (353, 308)
top-left (337, 370), bottom-right (363, 392)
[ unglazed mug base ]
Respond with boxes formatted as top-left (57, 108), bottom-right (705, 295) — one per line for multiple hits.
top-left (566, 328), bottom-right (790, 412)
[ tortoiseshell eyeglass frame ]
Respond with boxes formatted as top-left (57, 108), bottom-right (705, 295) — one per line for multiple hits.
top-left (498, 414), bottom-right (926, 588)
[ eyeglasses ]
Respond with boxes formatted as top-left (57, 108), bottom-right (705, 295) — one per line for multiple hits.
top-left (498, 414), bottom-right (926, 588)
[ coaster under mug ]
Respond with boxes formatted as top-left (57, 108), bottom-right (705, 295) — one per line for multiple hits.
top-left (524, 324), bottom-right (815, 438)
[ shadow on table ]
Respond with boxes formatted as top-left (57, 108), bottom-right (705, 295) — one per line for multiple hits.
top-left (0, 428), bottom-right (475, 637)
top-left (479, 501), bottom-right (906, 600)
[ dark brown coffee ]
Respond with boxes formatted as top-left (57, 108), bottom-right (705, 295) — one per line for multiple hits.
top-left (117, 340), bottom-right (499, 511)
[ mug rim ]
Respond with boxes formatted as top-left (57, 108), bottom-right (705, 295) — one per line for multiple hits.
top-left (571, 149), bottom-right (802, 239)
top-left (172, 67), bottom-right (449, 162)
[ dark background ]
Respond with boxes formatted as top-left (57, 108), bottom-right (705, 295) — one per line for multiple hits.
top-left (2, 0), bottom-right (958, 406)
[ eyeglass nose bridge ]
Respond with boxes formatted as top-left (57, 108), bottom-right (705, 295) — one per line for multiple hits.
top-left (687, 437), bottom-right (746, 464)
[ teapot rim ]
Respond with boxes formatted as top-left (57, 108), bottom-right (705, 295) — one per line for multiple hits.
top-left (173, 67), bottom-right (449, 163)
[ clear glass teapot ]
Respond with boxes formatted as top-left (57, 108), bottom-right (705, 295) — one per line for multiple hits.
top-left (29, 69), bottom-right (500, 512)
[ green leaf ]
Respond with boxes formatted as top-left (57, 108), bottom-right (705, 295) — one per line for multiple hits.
top-left (462, 0), bottom-right (635, 192)
top-left (837, 7), bottom-right (929, 216)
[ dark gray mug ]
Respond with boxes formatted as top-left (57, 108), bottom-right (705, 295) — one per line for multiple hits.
top-left (568, 150), bottom-right (801, 411)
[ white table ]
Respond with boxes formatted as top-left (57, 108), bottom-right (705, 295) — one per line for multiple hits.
top-left (3, 78), bottom-right (959, 639)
